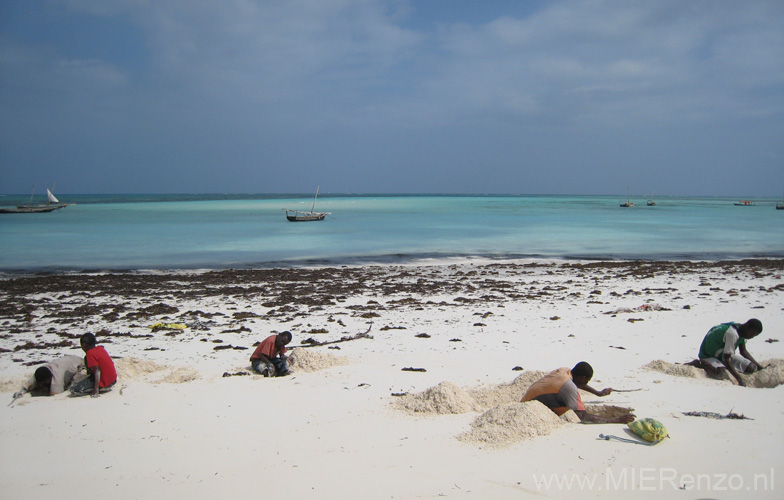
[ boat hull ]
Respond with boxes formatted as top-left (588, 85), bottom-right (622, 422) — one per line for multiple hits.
top-left (1, 206), bottom-right (61, 214)
top-left (286, 211), bottom-right (328, 222)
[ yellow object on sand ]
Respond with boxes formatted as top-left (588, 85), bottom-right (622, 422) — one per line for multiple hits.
top-left (628, 418), bottom-right (668, 444)
top-left (150, 322), bottom-right (186, 331)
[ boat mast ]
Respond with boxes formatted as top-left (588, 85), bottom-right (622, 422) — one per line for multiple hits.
top-left (28, 181), bottom-right (38, 205)
top-left (311, 185), bottom-right (320, 213)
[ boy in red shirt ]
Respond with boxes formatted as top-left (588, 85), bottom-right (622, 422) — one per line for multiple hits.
top-left (70, 333), bottom-right (117, 397)
top-left (250, 331), bottom-right (292, 377)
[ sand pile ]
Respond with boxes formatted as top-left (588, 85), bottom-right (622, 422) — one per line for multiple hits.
top-left (458, 401), bottom-right (567, 447)
top-left (395, 371), bottom-right (547, 415)
top-left (746, 359), bottom-right (784, 388)
top-left (288, 348), bottom-right (348, 373)
top-left (645, 359), bottom-right (784, 388)
top-left (115, 358), bottom-right (168, 379)
top-left (468, 370), bottom-right (547, 409)
top-left (395, 381), bottom-right (480, 414)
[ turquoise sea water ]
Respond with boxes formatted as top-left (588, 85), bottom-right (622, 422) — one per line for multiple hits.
top-left (0, 194), bottom-right (782, 272)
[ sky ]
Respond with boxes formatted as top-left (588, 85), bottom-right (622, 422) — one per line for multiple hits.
top-left (1, 0), bottom-right (783, 196)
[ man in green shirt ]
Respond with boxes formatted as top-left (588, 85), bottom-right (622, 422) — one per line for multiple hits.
top-left (698, 319), bottom-right (763, 386)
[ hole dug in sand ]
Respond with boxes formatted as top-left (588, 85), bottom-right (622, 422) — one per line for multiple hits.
top-left (645, 358), bottom-right (784, 388)
top-left (114, 358), bottom-right (200, 384)
top-left (584, 404), bottom-right (635, 419)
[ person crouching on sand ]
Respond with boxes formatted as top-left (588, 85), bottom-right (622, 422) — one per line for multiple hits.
top-left (696, 319), bottom-right (764, 387)
top-left (521, 362), bottom-right (635, 423)
top-left (250, 331), bottom-right (292, 377)
top-left (13, 355), bottom-right (85, 400)
top-left (70, 333), bottom-right (117, 397)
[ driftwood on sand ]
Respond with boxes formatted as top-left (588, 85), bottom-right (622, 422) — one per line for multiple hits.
top-left (294, 324), bottom-right (373, 348)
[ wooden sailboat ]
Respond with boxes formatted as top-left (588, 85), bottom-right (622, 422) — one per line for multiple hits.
top-left (284, 186), bottom-right (330, 221)
top-left (1, 183), bottom-right (74, 214)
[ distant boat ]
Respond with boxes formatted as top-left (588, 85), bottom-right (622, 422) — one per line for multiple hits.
top-left (734, 200), bottom-right (755, 206)
top-left (1, 183), bottom-right (74, 214)
top-left (647, 195), bottom-right (656, 206)
top-left (620, 187), bottom-right (634, 207)
top-left (17, 183), bottom-right (74, 211)
top-left (0, 205), bottom-right (61, 214)
top-left (284, 186), bottom-right (330, 222)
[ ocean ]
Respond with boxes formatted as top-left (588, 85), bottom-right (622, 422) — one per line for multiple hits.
top-left (0, 194), bottom-right (782, 272)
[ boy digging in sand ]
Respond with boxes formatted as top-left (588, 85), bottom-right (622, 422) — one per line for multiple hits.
top-left (250, 331), bottom-right (292, 377)
top-left (13, 355), bottom-right (84, 400)
top-left (522, 362), bottom-right (635, 423)
top-left (696, 319), bottom-right (764, 386)
top-left (70, 333), bottom-right (117, 397)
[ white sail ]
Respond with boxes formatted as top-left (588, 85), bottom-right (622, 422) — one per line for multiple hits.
top-left (47, 189), bottom-right (59, 204)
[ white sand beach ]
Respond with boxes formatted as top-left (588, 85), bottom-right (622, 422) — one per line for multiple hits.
top-left (1, 259), bottom-right (782, 499)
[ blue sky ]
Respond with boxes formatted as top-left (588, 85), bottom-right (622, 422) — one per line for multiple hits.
top-left (1, 0), bottom-right (782, 195)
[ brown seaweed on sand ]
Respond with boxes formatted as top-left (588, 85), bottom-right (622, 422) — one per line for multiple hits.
top-left (683, 411), bottom-right (753, 420)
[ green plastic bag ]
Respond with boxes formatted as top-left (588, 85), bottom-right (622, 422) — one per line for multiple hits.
top-left (628, 418), bottom-right (668, 444)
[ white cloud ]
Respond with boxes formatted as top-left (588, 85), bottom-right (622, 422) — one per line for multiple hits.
top-left (122, 0), bottom-right (423, 107)
top-left (2, 0), bottom-right (782, 194)
top-left (39, 0), bottom-right (781, 128)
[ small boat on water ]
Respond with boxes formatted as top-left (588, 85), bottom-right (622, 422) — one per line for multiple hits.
top-left (734, 200), bottom-right (755, 206)
top-left (1, 183), bottom-right (74, 214)
top-left (620, 187), bottom-right (634, 207)
top-left (285, 210), bottom-right (328, 222)
top-left (284, 186), bottom-right (330, 222)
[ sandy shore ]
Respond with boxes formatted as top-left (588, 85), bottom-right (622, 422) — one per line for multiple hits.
top-left (1, 259), bottom-right (783, 499)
